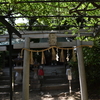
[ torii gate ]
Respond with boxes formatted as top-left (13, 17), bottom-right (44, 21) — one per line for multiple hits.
top-left (13, 29), bottom-right (93, 100)
top-left (0, 29), bottom-right (93, 100)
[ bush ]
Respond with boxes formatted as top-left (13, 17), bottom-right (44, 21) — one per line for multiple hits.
top-left (69, 45), bottom-right (100, 87)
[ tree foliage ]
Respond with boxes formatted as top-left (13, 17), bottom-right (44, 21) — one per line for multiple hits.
top-left (69, 40), bottom-right (100, 87)
top-left (0, 1), bottom-right (100, 32)
top-left (83, 45), bottom-right (100, 88)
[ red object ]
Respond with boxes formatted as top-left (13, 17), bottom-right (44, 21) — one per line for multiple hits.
top-left (38, 69), bottom-right (44, 76)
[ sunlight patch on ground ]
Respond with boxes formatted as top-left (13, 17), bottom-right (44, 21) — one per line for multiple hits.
top-left (58, 97), bottom-right (68, 100)
top-left (41, 96), bottom-right (75, 100)
top-left (66, 96), bottom-right (75, 100)
top-left (41, 97), bottom-right (55, 100)
top-left (15, 92), bottom-right (20, 94)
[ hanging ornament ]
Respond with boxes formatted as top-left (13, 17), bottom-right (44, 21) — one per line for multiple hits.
top-left (37, 52), bottom-right (39, 55)
top-left (30, 51), bottom-right (34, 65)
top-left (41, 51), bottom-right (46, 64)
top-left (56, 48), bottom-right (59, 61)
top-left (67, 49), bottom-right (69, 54)
top-left (72, 49), bottom-right (76, 62)
top-left (56, 48), bottom-right (58, 52)
top-left (48, 49), bottom-right (50, 52)
top-left (17, 53), bottom-right (22, 58)
top-left (56, 53), bottom-right (59, 61)
top-left (66, 49), bottom-right (69, 61)
top-left (20, 49), bottom-right (24, 58)
top-left (60, 49), bottom-right (65, 62)
top-left (52, 47), bottom-right (56, 61)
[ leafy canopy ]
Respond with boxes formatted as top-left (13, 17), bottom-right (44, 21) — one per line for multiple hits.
top-left (0, 1), bottom-right (100, 31)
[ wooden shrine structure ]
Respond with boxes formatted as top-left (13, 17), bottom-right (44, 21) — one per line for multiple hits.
top-left (0, 29), bottom-right (94, 100)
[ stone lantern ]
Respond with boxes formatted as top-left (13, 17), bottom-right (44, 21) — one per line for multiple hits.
top-left (13, 54), bottom-right (23, 84)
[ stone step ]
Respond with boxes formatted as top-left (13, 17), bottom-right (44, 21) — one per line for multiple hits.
top-left (43, 66), bottom-right (65, 76)
top-left (0, 92), bottom-right (10, 96)
top-left (0, 80), bottom-right (10, 85)
top-left (0, 85), bottom-right (10, 92)
top-left (0, 71), bottom-right (3, 75)
top-left (14, 84), bottom-right (22, 92)
top-left (44, 74), bottom-right (66, 79)
top-left (29, 79), bottom-right (41, 90)
top-left (44, 78), bottom-right (68, 84)
top-left (42, 82), bottom-right (80, 91)
top-left (41, 83), bottom-right (68, 91)
top-left (14, 84), bottom-right (41, 92)
top-left (71, 81), bottom-right (80, 90)
top-left (0, 76), bottom-right (10, 80)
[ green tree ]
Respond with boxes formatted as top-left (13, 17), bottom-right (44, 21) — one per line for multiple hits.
top-left (0, 1), bottom-right (100, 32)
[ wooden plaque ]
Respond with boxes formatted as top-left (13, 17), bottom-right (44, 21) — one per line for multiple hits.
top-left (49, 33), bottom-right (57, 46)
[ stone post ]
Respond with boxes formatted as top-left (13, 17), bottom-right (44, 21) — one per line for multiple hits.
top-left (77, 40), bottom-right (88, 100)
top-left (22, 37), bottom-right (30, 100)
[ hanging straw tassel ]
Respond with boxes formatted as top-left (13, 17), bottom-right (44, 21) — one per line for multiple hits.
top-left (30, 51), bottom-right (34, 65)
top-left (41, 51), bottom-right (46, 64)
top-left (20, 49), bottom-right (24, 58)
top-left (52, 47), bottom-right (56, 61)
top-left (66, 49), bottom-right (69, 61)
top-left (72, 49), bottom-right (76, 62)
top-left (60, 49), bottom-right (65, 62)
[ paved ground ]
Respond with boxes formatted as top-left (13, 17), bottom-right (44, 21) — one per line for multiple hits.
top-left (0, 90), bottom-right (81, 100)
top-left (1, 84), bottom-right (100, 100)
top-left (0, 82), bottom-right (100, 100)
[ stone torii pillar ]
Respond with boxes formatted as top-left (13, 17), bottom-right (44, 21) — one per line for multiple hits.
top-left (22, 37), bottom-right (30, 100)
top-left (77, 40), bottom-right (88, 100)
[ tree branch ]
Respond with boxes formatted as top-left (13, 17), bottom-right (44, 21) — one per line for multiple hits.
top-left (69, 2), bottom-right (83, 14)
top-left (91, 2), bottom-right (100, 8)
